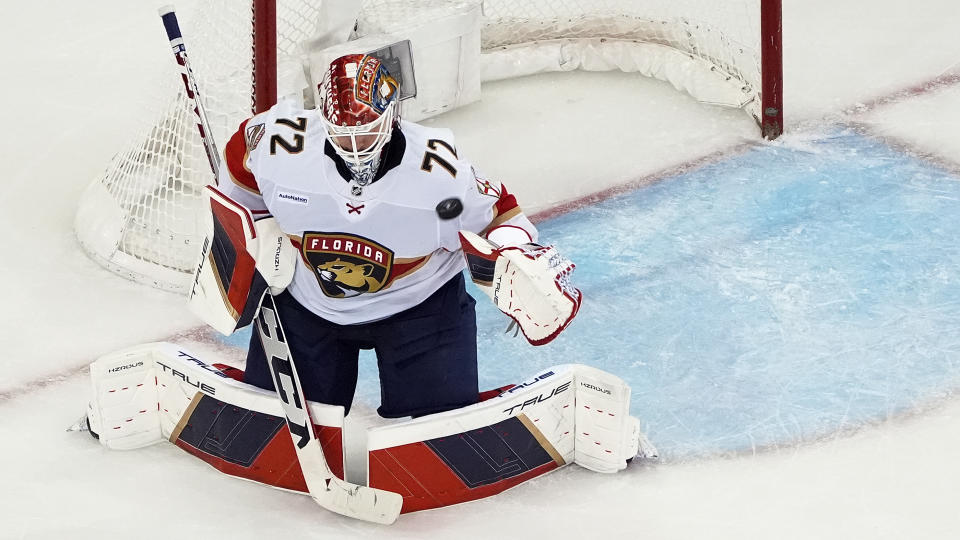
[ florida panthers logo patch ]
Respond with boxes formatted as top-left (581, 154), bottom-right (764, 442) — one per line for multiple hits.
top-left (473, 167), bottom-right (501, 198)
top-left (245, 123), bottom-right (265, 151)
top-left (355, 55), bottom-right (398, 114)
top-left (301, 232), bottom-right (394, 298)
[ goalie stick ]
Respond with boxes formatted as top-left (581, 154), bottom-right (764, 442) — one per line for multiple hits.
top-left (158, 6), bottom-right (219, 181)
top-left (159, 6), bottom-right (402, 524)
top-left (255, 293), bottom-right (401, 523)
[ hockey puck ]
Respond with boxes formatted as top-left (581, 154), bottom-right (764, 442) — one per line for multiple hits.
top-left (436, 197), bottom-right (463, 220)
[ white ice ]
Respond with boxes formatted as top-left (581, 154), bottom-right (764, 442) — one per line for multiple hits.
top-left (3, 1), bottom-right (960, 538)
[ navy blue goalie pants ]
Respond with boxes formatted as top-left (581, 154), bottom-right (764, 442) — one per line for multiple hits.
top-left (244, 273), bottom-right (479, 418)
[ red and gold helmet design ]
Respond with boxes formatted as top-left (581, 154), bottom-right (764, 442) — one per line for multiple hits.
top-left (318, 54), bottom-right (399, 183)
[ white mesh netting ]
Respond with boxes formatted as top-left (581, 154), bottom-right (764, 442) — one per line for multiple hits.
top-left (358, 0), bottom-right (761, 112)
top-left (75, 0), bottom-right (766, 293)
top-left (75, 1), bottom-right (326, 292)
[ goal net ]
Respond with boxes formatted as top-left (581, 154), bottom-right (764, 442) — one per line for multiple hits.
top-left (75, 0), bottom-right (781, 293)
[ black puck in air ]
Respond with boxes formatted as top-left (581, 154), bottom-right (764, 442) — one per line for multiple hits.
top-left (436, 197), bottom-right (463, 220)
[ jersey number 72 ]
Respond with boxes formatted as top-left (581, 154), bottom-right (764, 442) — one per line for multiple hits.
top-left (421, 138), bottom-right (457, 178)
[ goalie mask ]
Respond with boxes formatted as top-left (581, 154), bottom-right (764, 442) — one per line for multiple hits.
top-left (319, 54), bottom-right (400, 186)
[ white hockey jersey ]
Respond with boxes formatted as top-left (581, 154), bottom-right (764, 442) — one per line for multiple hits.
top-left (217, 98), bottom-right (537, 325)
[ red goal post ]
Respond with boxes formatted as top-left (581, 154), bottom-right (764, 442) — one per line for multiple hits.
top-left (75, 0), bottom-right (782, 293)
top-left (760, 0), bottom-right (783, 139)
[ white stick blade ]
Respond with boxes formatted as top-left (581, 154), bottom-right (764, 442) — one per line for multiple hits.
top-left (318, 476), bottom-right (403, 525)
top-left (298, 440), bottom-right (402, 523)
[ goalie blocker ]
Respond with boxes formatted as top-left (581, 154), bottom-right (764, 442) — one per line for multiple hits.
top-left (83, 343), bottom-right (656, 515)
top-left (187, 185), bottom-right (297, 335)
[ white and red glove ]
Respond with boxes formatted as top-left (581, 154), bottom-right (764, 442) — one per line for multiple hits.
top-left (459, 230), bottom-right (582, 345)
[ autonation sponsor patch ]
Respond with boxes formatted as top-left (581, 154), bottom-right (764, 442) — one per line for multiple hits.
top-left (276, 191), bottom-right (309, 205)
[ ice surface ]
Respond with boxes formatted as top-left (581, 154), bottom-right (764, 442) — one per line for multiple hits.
top-left (859, 83), bottom-right (960, 166)
top-left (4, 0), bottom-right (960, 538)
top-left (535, 129), bottom-right (960, 458)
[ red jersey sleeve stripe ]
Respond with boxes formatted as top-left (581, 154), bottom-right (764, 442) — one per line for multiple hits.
top-left (224, 119), bottom-right (261, 194)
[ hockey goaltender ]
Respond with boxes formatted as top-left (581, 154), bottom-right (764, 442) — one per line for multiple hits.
top-left (76, 52), bottom-right (657, 524)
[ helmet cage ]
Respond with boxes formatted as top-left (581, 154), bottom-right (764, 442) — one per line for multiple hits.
top-left (320, 99), bottom-right (397, 177)
top-left (318, 55), bottom-right (400, 183)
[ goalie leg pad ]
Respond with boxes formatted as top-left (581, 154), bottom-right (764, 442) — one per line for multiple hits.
top-left (169, 389), bottom-right (345, 491)
top-left (85, 343), bottom-right (345, 489)
top-left (367, 365), bottom-right (576, 513)
top-left (366, 364), bottom-right (654, 513)
top-left (573, 366), bottom-right (644, 473)
top-left (87, 346), bottom-right (164, 450)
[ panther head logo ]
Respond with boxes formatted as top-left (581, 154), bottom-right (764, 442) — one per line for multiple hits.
top-left (315, 257), bottom-right (381, 297)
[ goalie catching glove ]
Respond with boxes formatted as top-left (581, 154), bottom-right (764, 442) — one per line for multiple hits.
top-left (459, 230), bottom-right (582, 345)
